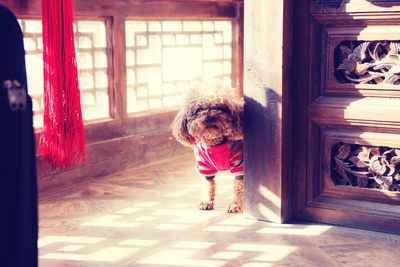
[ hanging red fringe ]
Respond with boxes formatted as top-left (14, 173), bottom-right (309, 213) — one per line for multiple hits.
top-left (40, 0), bottom-right (86, 168)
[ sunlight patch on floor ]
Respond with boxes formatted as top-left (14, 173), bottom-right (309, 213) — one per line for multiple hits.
top-left (257, 224), bottom-right (333, 236)
top-left (228, 243), bottom-right (297, 261)
top-left (242, 262), bottom-right (273, 267)
top-left (172, 241), bottom-right (215, 249)
top-left (116, 207), bottom-right (143, 214)
top-left (57, 245), bottom-right (86, 252)
top-left (138, 249), bottom-right (226, 267)
top-left (134, 215), bottom-right (158, 222)
top-left (135, 201), bottom-right (160, 207)
top-left (205, 225), bottom-right (244, 232)
top-left (154, 223), bottom-right (194, 230)
top-left (81, 215), bottom-right (142, 228)
top-left (171, 203), bottom-right (192, 208)
top-left (38, 236), bottom-right (105, 248)
top-left (118, 239), bottom-right (160, 246)
top-left (217, 214), bottom-right (257, 226)
top-left (41, 246), bottom-right (139, 262)
top-left (211, 251), bottom-right (243, 260)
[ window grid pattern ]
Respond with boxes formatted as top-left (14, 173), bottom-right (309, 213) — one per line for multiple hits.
top-left (125, 20), bottom-right (233, 113)
top-left (19, 19), bottom-right (110, 128)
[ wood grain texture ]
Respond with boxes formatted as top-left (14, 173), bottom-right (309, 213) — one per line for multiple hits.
top-left (309, 96), bottom-right (400, 129)
top-left (0, 0), bottom-right (239, 17)
top-left (36, 111), bottom-right (190, 192)
top-left (243, 0), bottom-right (293, 223)
top-left (292, 0), bottom-right (311, 220)
top-left (231, 1), bottom-right (243, 97)
top-left (110, 14), bottom-right (126, 120)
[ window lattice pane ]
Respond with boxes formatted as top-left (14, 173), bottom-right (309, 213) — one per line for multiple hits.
top-left (18, 19), bottom-right (110, 128)
top-left (125, 20), bottom-right (233, 113)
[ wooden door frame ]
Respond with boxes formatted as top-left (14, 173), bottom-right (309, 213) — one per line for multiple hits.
top-left (291, 0), bottom-right (400, 234)
top-left (243, 0), bottom-right (293, 223)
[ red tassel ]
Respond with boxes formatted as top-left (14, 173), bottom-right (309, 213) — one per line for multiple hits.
top-left (40, 0), bottom-right (86, 168)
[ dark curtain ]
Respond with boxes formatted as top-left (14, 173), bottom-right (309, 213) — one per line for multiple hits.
top-left (0, 5), bottom-right (38, 267)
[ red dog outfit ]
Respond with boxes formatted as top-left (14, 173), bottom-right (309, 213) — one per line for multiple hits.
top-left (195, 140), bottom-right (244, 177)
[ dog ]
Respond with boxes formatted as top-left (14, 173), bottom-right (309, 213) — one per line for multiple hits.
top-left (171, 82), bottom-right (244, 213)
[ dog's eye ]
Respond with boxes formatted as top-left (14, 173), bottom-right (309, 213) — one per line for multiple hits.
top-left (217, 106), bottom-right (230, 114)
top-left (193, 108), bottom-right (204, 116)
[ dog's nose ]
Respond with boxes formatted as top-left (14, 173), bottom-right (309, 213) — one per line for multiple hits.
top-left (205, 116), bottom-right (216, 124)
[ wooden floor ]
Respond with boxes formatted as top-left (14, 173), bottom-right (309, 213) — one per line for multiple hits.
top-left (39, 155), bottom-right (400, 267)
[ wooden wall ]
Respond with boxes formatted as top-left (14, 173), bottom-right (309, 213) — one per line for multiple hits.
top-left (0, 0), bottom-right (244, 192)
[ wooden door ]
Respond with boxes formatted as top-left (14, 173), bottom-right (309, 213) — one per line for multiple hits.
top-left (293, 0), bottom-right (400, 233)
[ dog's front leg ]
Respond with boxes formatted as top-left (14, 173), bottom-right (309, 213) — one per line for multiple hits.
top-left (199, 177), bottom-right (216, 210)
top-left (227, 176), bottom-right (244, 213)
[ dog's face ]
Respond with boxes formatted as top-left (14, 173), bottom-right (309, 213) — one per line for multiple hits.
top-left (172, 94), bottom-right (243, 147)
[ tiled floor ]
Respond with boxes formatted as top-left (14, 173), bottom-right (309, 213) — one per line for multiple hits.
top-left (39, 156), bottom-right (400, 267)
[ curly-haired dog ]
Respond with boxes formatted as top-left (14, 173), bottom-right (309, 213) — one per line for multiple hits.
top-left (171, 84), bottom-right (244, 213)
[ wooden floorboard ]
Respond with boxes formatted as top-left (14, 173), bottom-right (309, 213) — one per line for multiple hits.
top-left (39, 155), bottom-right (400, 267)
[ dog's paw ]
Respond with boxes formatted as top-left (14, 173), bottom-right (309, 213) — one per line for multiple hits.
top-left (199, 200), bottom-right (214, 210)
top-left (227, 201), bottom-right (243, 213)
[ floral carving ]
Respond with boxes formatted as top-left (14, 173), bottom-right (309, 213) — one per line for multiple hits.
top-left (331, 143), bottom-right (400, 192)
top-left (335, 41), bottom-right (400, 85)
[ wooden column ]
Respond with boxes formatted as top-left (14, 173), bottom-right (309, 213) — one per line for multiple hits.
top-left (244, 0), bottom-right (293, 223)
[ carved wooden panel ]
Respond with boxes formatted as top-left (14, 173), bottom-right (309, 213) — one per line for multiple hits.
top-left (335, 41), bottom-right (400, 85)
top-left (324, 25), bottom-right (400, 96)
top-left (331, 142), bottom-right (400, 192)
top-left (321, 130), bottom-right (400, 205)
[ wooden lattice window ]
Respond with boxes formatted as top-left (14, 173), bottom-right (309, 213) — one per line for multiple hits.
top-left (19, 19), bottom-right (110, 128)
top-left (125, 20), bottom-right (233, 113)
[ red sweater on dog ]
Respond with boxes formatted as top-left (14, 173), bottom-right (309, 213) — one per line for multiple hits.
top-left (195, 140), bottom-right (244, 177)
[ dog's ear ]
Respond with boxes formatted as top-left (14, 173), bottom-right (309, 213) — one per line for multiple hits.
top-left (228, 99), bottom-right (244, 140)
top-left (171, 109), bottom-right (196, 147)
